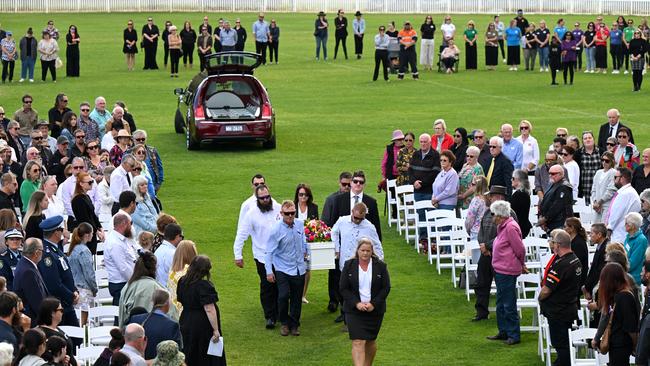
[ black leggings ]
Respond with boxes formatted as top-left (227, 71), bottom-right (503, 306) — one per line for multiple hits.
top-left (334, 34), bottom-right (348, 59)
top-left (170, 49), bottom-right (181, 74)
top-left (40, 59), bottom-right (56, 81)
top-left (1, 60), bottom-right (14, 82)
top-left (497, 39), bottom-right (505, 58)
top-left (373, 49), bottom-right (388, 81)
top-left (182, 43), bottom-right (194, 65)
top-left (164, 44), bottom-right (169, 66)
top-left (268, 40), bottom-right (279, 63)
top-left (563, 61), bottom-right (575, 83)
top-left (633, 69), bottom-right (643, 90)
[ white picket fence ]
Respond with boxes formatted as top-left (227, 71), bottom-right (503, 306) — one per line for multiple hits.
top-left (2, 0), bottom-right (650, 14)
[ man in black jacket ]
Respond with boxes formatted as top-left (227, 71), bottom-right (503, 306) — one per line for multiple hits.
top-left (485, 136), bottom-right (514, 196)
top-left (597, 108), bottom-right (634, 151)
top-left (538, 165), bottom-right (574, 233)
top-left (408, 133), bottom-right (440, 243)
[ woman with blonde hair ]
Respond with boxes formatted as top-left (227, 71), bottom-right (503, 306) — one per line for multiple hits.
top-left (20, 160), bottom-right (43, 213)
top-left (515, 119), bottom-right (540, 173)
top-left (168, 240), bottom-right (198, 314)
top-left (22, 190), bottom-right (47, 239)
top-left (131, 175), bottom-right (158, 236)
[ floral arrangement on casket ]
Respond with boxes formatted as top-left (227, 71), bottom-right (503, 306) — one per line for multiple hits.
top-left (304, 219), bottom-right (335, 270)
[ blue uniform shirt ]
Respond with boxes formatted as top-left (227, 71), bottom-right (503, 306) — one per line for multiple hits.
top-left (554, 25), bottom-right (567, 41)
top-left (265, 219), bottom-right (310, 276)
top-left (0, 249), bottom-right (20, 290)
top-left (505, 27), bottom-right (522, 46)
top-left (38, 239), bottom-right (77, 308)
top-left (502, 138), bottom-right (523, 169)
top-left (252, 20), bottom-right (269, 42)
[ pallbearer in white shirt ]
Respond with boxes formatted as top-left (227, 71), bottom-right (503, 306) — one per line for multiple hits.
top-left (233, 184), bottom-right (281, 329)
top-left (332, 203), bottom-right (384, 271)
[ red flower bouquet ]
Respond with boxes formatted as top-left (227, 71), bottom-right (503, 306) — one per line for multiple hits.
top-left (304, 219), bottom-right (332, 243)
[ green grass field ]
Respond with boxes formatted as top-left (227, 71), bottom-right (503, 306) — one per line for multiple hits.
top-left (0, 12), bottom-right (647, 365)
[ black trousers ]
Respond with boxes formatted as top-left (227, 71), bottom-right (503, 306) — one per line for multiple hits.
top-left (62, 307), bottom-right (80, 327)
top-left (398, 46), bottom-right (418, 77)
top-left (624, 47), bottom-right (630, 70)
top-left (255, 41), bottom-right (268, 64)
top-left (276, 271), bottom-right (305, 329)
top-left (610, 44), bottom-right (624, 70)
top-left (1, 60), bottom-right (14, 82)
top-left (40, 59), bottom-right (56, 81)
top-left (547, 318), bottom-right (572, 366)
top-left (373, 49), bottom-right (389, 81)
top-left (198, 51), bottom-right (209, 71)
top-left (334, 34), bottom-right (348, 59)
top-left (551, 66), bottom-right (558, 83)
top-left (497, 39), bottom-right (505, 58)
top-left (268, 40), bottom-right (279, 63)
top-left (108, 281), bottom-right (126, 308)
top-left (170, 49), bottom-right (181, 74)
top-left (254, 259), bottom-right (278, 321)
top-left (143, 45), bottom-right (158, 69)
top-left (575, 48), bottom-right (583, 69)
top-left (474, 253), bottom-right (494, 318)
top-left (182, 43), bottom-right (194, 65)
top-left (163, 44), bottom-right (169, 66)
top-left (633, 69), bottom-right (644, 90)
top-left (562, 61), bottom-right (575, 83)
top-left (354, 34), bottom-right (364, 55)
top-left (328, 260), bottom-right (341, 306)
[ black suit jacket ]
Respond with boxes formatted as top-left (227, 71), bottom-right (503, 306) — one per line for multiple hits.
top-left (130, 312), bottom-right (182, 360)
top-left (13, 257), bottom-right (48, 324)
top-left (339, 257), bottom-right (390, 314)
top-left (486, 153), bottom-right (514, 196)
top-left (584, 239), bottom-right (608, 296)
top-left (294, 201), bottom-right (319, 221)
top-left (539, 181), bottom-right (574, 230)
top-left (597, 122), bottom-right (634, 152)
top-left (327, 191), bottom-right (381, 240)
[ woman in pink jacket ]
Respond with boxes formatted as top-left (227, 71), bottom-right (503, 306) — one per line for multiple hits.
top-left (486, 200), bottom-right (526, 345)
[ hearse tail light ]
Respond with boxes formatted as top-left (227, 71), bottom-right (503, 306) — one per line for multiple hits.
top-left (194, 104), bottom-right (205, 119)
top-left (261, 103), bottom-right (272, 119)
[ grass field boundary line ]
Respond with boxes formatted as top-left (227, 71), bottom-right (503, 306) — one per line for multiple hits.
top-left (323, 60), bottom-right (641, 126)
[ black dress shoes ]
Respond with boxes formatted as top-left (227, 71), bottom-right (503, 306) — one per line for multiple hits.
top-left (265, 318), bottom-right (276, 329)
top-left (486, 333), bottom-right (507, 341)
top-left (327, 302), bottom-right (338, 313)
top-left (471, 315), bottom-right (488, 322)
top-left (504, 338), bottom-right (520, 345)
top-left (334, 314), bottom-right (345, 323)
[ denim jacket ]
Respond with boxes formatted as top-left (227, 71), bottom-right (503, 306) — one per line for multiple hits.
top-left (69, 243), bottom-right (98, 294)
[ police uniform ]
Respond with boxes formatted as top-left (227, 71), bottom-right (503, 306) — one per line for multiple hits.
top-left (540, 252), bottom-right (582, 366)
top-left (0, 249), bottom-right (21, 290)
top-left (37, 216), bottom-right (79, 327)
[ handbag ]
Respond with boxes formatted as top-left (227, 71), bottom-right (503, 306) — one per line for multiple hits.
top-left (599, 304), bottom-right (616, 354)
top-left (55, 57), bottom-right (63, 69)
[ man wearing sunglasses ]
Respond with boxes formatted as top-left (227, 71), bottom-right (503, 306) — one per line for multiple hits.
top-left (236, 173), bottom-right (267, 232)
top-left (13, 94), bottom-right (38, 147)
top-left (234, 184), bottom-right (281, 329)
top-left (597, 108), bottom-right (635, 152)
top-left (538, 165), bottom-right (573, 233)
top-left (265, 201), bottom-right (309, 336)
top-left (77, 101), bottom-right (100, 143)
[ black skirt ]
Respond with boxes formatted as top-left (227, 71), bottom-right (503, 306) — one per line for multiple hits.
top-left (596, 45), bottom-right (608, 68)
top-left (346, 310), bottom-right (384, 340)
top-left (507, 45), bottom-right (520, 65)
top-left (485, 46), bottom-right (498, 66)
top-left (465, 43), bottom-right (477, 69)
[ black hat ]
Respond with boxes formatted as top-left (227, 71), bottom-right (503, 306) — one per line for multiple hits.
top-left (355, 11), bottom-right (362, 16)
top-left (318, 11), bottom-right (326, 17)
top-left (487, 186), bottom-right (507, 196)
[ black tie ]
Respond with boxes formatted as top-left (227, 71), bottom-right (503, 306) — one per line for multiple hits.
top-left (126, 173), bottom-right (131, 186)
top-left (609, 125), bottom-right (614, 137)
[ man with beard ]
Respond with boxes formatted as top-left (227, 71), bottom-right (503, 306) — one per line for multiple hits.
top-left (0, 173), bottom-right (19, 219)
top-left (233, 184), bottom-right (281, 329)
top-left (0, 291), bottom-right (21, 357)
top-left (237, 174), bottom-right (267, 232)
top-left (104, 213), bottom-right (139, 307)
top-left (606, 167), bottom-right (641, 242)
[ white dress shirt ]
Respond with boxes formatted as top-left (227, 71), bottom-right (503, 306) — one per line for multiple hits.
top-left (564, 160), bottom-right (580, 200)
top-left (58, 175), bottom-right (99, 217)
top-left (110, 165), bottom-right (130, 203)
top-left (101, 133), bottom-right (116, 151)
top-left (97, 179), bottom-right (114, 229)
top-left (515, 135), bottom-right (540, 170)
top-left (42, 194), bottom-right (65, 219)
top-left (237, 195), bottom-right (256, 232)
top-left (233, 202), bottom-right (281, 262)
top-left (104, 229), bottom-right (140, 284)
top-left (606, 183), bottom-right (641, 242)
top-left (332, 215), bottom-right (383, 269)
top-left (358, 260), bottom-right (373, 303)
top-left (154, 240), bottom-right (175, 287)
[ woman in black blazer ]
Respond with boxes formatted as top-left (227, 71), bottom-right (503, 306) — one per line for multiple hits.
top-left (510, 169), bottom-right (532, 238)
top-left (71, 172), bottom-right (103, 254)
top-left (294, 183), bottom-right (319, 304)
top-left (339, 238), bottom-right (390, 366)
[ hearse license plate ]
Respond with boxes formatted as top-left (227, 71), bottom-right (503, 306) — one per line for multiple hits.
top-left (225, 125), bottom-right (243, 132)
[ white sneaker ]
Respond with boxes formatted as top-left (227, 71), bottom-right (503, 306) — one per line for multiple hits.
top-left (612, 70), bottom-right (619, 74)
top-left (29, 79), bottom-right (34, 82)
top-left (18, 78), bottom-right (24, 82)
top-left (545, 67), bottom-right (550, 72)
top-left (644, 69), bottom-right (647, 75)
top-left (503, 58), bottom-right (507, 63)
top-left (540, 68), bottom-right (544, 72)
top-left (624, 70), bottom-right (629, 74)
top-left (603, 70), bottom-right (607, 74)
top-left (514, 67), bottom-right (518, 71)
top-left (590, 70), bottom-right (595, 73)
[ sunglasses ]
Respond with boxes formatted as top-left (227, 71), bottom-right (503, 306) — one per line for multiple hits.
top-left (601, 159), bottom-right (611, 163)
top-left (72, 166), bottom-right (84, 170)
top-left (258, 195), bottom-right (271, 200)
top-left (474, 136), bottom-right (484, 139)
top-left (557, 134), bottom-right (567, 137)
top-left (282, 211), bottom-right (296, 216)
top-left (617, 135), bottom-right (628, 139)
top-left (80, 108), bottom-right (90, 112)
top-left (404, 139), bottom-right (413, 142)
top-left (133, 167), bottom-right (142, 172)
top-left (135, 138), bottom-right (146, 142)
top-left (489, 145), bottom-right (498, 149)
top-left (561, 153), bottom-right (569, 156)
top-left (520, 126), bottom-right (529, 130)
top-left (253, 182), bottom-right (264, 187)
top-left (352, 179), bottom-right (365, 184)
top-left (87, 145), bottom-right (98, 150)
top-left (340, 182), bottom-right (351, 187)
top-left (607, 143), bottom-right (616, 146)
top-left (32, 136), bottom-right (43, 140)
top-left (76, 135), bottom-right (86, 139)
top-left (298, 192), bottom-right (308, 197)
top-left (24, 101), bottom-right (32, 104)
top-left (352, 216), bottom-right (364, 221)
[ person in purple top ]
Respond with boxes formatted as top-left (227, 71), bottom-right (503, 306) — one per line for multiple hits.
top-left (571, 22), bottom-right (584, 70)
top-left (561, 32), bottom-right (578, 85)
top-left (431, 150), bottom-right (459, 210)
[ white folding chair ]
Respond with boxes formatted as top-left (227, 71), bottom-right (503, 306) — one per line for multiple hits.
top-left (424, 210), bottom-right (457, 267)
top-left (95, 287), bottom-right (113, 306)
top-left (463, 240), bottom-right (481, 301)
top-left (76, 345), bottom-right (106, 364)
top-left (448, 222), bottom-right (470, 287)
top-left (59, 325), bottom-right (86, 346)
top-left (431, 215), bottom-right (463, 273)
top-left (413, 200), bottom-right (434, 252)
top-left (516, 273), bottom-right (541, 333)
top-left (395, 184), bottom-right (414, 235)
top-left (568, 327), bottom-right (599, 366)
top-left (523, 237), bottom-right (547, 272)
top-left (386, 179), bottom-right (398, 228)
top-left (88, 326), bottom-right (118, 346)
top-left (88, 305), bottom-right (119, 327)
top-left (95, 268), bottom-right (108, 288)
top-left (402, 193), bottom-right (417, 244)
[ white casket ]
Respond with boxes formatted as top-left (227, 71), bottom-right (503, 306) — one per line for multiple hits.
top-left (308, 241), bottom-right (335, 270)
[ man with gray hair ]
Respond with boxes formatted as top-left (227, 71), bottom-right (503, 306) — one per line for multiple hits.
top-left (219, 20), bottom-right (238, 52)
top-left (408, 133), bottom-right (441, 245)
top-left (538, 164), bottom-right (573, 233)
top-left (485, 136), bottom-right (514, 195)
top-left (12, 238), bottom-right (48, 325)
top-left (121, 323), bottom-right (147, 366)
top-left (597, 108), bottom-right (634, 151)
top-left (538, 229), bottom-right (582, 366)
top-left (106, 105), bottom-right (128, 134)
top-left (89, 96), bottom-right (110, 134)
top-left (500, 123), bottom-right (522, 169)
top-left (110, 154), bottom-right (136, 214)
top-left (128, 289), bottom-right (182, 360)
top-left (58, 157), bottom-right (98, 219)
